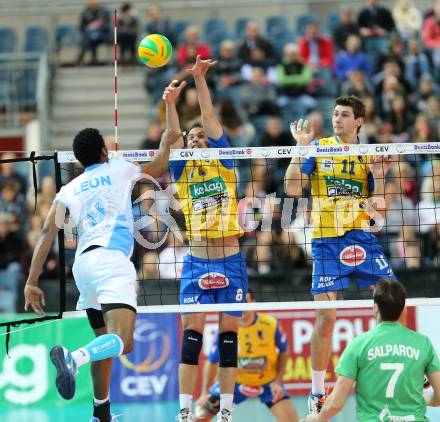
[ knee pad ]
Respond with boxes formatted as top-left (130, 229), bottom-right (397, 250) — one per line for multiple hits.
top-left (181, 330), bottom-right (203, 365)
top-left (219, 331), bottom-right (238, 368)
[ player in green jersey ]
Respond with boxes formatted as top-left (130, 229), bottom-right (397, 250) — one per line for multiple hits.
top-left (303, 279), bottom-right (440, 422)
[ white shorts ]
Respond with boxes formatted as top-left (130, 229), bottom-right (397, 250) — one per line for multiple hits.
top-left (72, 247), bottom-right (137, 311)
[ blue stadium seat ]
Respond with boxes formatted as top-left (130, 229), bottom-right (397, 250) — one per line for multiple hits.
top-left (364, 36), bottom-right (389, 55)
top-left (55, 25), bottom-right (80, 51)
top-left (25, 26), bottom-right (49, 53)
top-left (266, 16), bottom-right (289, 38)
top-left (204, 17), bottom-right (229, 45)
top-left (235, 17), bottom-right (250, 39)
top-left (326, 13), bottom-right (340, 35)
top-left (17, 68), bottom-right (37, 109)
top-left (0, 80), bottom-right (11, 109)
top-left (0, 27), bottom-right (17, 53)
top-left (172, 20), bottom-right (195, 43)
top-left (296, 15), bottom-right (315, 36)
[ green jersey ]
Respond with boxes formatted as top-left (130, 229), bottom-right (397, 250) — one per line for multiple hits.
top-left (336, 322), bottom-right (440, 422)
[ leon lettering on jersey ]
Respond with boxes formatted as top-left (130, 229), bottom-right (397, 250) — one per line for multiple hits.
top-left (74, 175), bottom-right (112, 196)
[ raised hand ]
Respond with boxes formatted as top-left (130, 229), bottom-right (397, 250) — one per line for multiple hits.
top-left (24, 284), bottom-right (46, 315)
top-left (368, 155), bottom-right (393, 179)
top-left (162, 79), bottom-right (187, 104)
top-left (185, 54), bottom-right (217, 77)
top-left (161, 128), bottom-right (185, 147)
top-left (290, 119), bottom-right (315, 147)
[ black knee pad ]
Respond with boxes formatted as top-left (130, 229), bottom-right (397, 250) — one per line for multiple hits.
top-left (219, 331), bottom-right (238, 368)
top-left (181, 330), bottom-right (203, 365)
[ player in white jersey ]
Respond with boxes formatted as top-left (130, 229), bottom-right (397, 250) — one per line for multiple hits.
top-left (24, 127), bottom-right (181, 422)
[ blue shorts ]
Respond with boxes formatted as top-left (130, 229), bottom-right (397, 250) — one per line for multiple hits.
top-left (311, 230), bottom-right (396, 296)
top-left (180, 252), bottom-right (248, 316)
top-left (210, 381), bottom-right (289, 407)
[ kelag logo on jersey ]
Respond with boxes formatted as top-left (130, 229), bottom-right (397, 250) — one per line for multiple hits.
top-left (190, 177), bottom-right (226, 200)
top-left (111, 314), bottom-right (179, 402)
top-left (340, 245), bottom-right (366, 266)
top-left (324, 176), bottom-right (363, 196)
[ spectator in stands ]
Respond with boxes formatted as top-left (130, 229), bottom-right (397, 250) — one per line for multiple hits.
top-left (387, 95), bottom-right (412, 141)
top-left (141, 119), bottom-right (163, 150)
top-left (404, 38), bottom-right (432, 90)
top-left (298, 21), bottom-right (335, 71)
top-left (0, 152), bottom-right (27, 195)
top-left (240, 47), bottom-right (277, 82)
top-left (176, 87), bottom-right (201, 129)
top-left (145, 4), bottom-right (175, 45)
top-left (382, 177), bottom-right (419, 268)
top-left (415, 74), bottom-right (440, 113)
top-left (176, 25), bottom-right (211, 67)
top-left (426, 95), bottom-right (440, 129)
top-left (211, 40), bottom-right (243, 94)
top-left (275, 43), bottom-right (316, 114)
top-left (392, 0), bottom-right (423, 40)
top-left (422, 2), bottom-right (440, 74)
top-left (76, 0), bottom-right (110, 65)
top-left (359, 95), bottom-right (382, 143)
top-left (21, 230), bottom-right (58, 279)
top-left (217, 99), bottom-right (255, 147)
top-left (358, 0), bottom-right (396, 39)
top-left (0, 212), bottom-right (22, 313)
top-left (238, 21), bottom-right (277, 66)
top-left (341, 70), bottom-right (374, 97)
top-left (409, 113), bottom-right (436, 146)
top-left (396, 161), bottom-right (418, 204)
top-left (118, 3), bottom-right (138, 64)
top-left (374, 36), bottom-right (405, 74)
top-left (373, 58), bottom-right (412, 100)
top-left (419, 160), bottom-right (440, 236)
top-left (332, 9), bottom-right (360, 51)
top-left (158, 232), bottom-right (187, 279)
top-left (335, 34), bottom-right (371, 80)
top-left (305, 111), bottom-right (325, 139)
top-left (0, 181), bottom-right (22, 233)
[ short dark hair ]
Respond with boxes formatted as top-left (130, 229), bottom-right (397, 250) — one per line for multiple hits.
top-left (335, 95), bottom-right (366, 119)
top-left (72, 128), bottom-right (105, 168)
top-left (374, 279), bottom-right (406, 321)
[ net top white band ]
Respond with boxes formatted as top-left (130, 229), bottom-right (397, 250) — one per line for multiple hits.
top-left (57, 142), bottom-right (440, 163)
top-left (62, 297), bottom-right (440, 317)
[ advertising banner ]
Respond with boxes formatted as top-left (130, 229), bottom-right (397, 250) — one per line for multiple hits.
top-left (110, 313), bottom-right (180, 403)
top-left (200, 307), bottom-right (416, 396)
top-left (0, 318), bottom-right (94, 408)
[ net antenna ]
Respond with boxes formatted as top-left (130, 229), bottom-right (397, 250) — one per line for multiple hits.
top-left (113, 9), bottom-right (119, 151)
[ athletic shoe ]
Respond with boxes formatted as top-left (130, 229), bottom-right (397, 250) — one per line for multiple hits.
top-left (176, 408), bottom-right (195, 422)
top-left (217, 409), bottom-right (232, 422)
top-left (50, 345), bottom-right (77, 400)
top-left (307, 392), bottom-right (327, 414)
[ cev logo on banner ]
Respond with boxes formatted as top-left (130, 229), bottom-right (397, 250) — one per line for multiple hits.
top-left (119, 320), bottom-right (171, 397)
top-left (0, 344), bottom-right (48, 404)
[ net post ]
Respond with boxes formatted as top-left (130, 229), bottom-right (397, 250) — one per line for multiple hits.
top-left (54, 152), bottom-right (66, 315)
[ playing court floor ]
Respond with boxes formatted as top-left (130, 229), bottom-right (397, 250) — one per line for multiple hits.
top-left (2, 396), bottom-right (440, 422)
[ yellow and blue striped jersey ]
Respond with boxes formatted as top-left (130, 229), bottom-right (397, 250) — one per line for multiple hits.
top-left (301, 137), bottom-right (374, 239)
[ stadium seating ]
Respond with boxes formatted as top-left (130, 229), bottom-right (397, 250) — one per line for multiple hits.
top-left (24, 25), bottom-right (49, 53)
top-left (55, 24), bottom-right (80, 52)
top-left (234, 17), bottom-right (250, 39)
top-left (172, 19), bottom-right (195, 44)
top-left (265, 16), bottom-right (289, 38)
top-left (326, 13), bottom-right (340, 35)
top-left (295, 14), bottom-right (315, 35)
top-left (0, 27), bottom-right (17, 53)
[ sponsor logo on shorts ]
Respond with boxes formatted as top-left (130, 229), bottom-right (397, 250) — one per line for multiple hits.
top-left (238, 384), bottom-right (264, 398)
top-left (340, 245), bottom-right (366, 266)
top-left (198, 272), bottom-right (229, 289)
top-left (317, 276), bottom-right (337, 289)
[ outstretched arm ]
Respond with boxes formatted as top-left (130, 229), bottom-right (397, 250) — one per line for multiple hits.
top-left (140, 80), bottom-right (187, 177)
top-left (24, 201), bottom-right (62, 315)
top-left (186, 55), bottom-right (223, 140)
top-left (163, 79), bottom-right (187, 149)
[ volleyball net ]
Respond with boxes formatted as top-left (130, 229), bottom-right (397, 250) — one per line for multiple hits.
top-left (53, 141), bottom-right (440, 316)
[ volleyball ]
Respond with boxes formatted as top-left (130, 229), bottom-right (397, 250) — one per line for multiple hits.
top-left (138, 34), bottom-right (173, 68)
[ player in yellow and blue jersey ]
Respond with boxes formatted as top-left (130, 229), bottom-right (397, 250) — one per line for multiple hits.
top-left (195, 291), bottom-right (298, 422)
top-left (284, 95), bottom-right (395, 415)
top-left (163, 55), bottom-right (247, 422)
